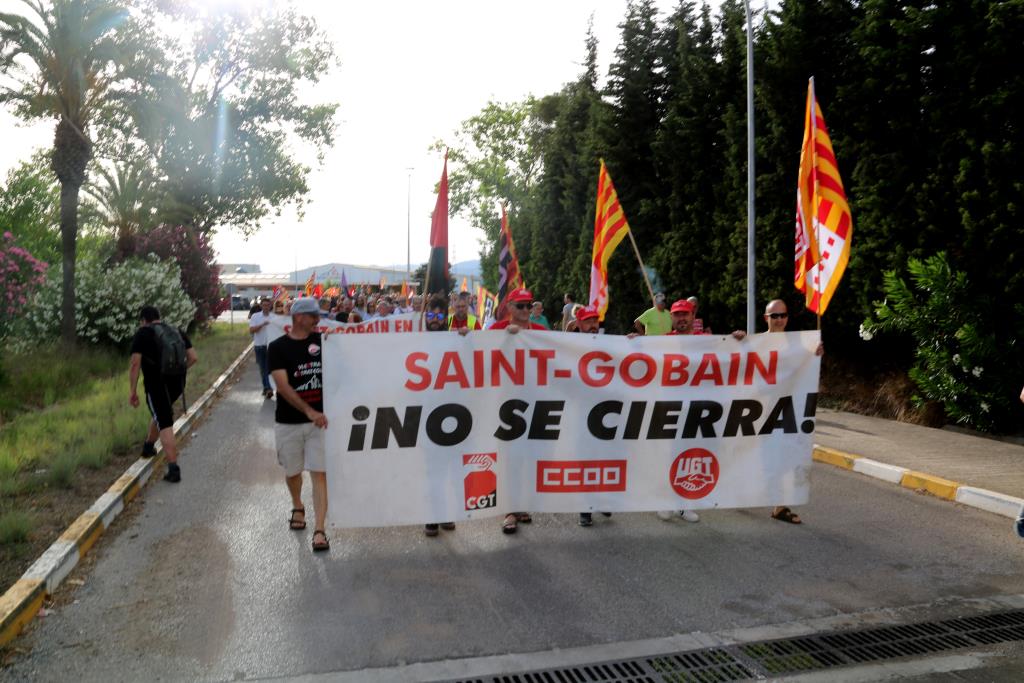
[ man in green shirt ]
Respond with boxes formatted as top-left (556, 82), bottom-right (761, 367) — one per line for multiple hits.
top-left (633, 292), bottom-right (671, 336)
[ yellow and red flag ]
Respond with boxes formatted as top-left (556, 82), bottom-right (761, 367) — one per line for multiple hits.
top-left (400, 280), bottom-right (409, 298)
top-left (589, 160), bottom-right (631, 321)
top-left (460, 276), bottom-right (468, 293)
top-left (795, 78), bottom-right (852, 315)
top-left (303, 271), bottom-right (316, 297)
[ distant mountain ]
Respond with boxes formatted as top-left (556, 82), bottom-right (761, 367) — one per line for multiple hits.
top-left (380, 259), bottom-right (481, 276)
top-left (451, 259), bottom-right (480, 276)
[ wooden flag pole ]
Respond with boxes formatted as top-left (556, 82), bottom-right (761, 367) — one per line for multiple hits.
top-left (625, 227), bottom-right (657, 307)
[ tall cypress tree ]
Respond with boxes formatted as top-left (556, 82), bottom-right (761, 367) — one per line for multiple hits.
top-left (599, 0), bottom-right (670, 332)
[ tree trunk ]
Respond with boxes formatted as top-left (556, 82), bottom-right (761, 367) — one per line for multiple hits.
top-left (59, 180), bottom-right (80, 345)
top-left (51, 117), bottom-right (92, 347)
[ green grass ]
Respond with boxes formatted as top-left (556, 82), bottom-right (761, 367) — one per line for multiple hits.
top-left (0, 345), bottom-right (125, 423)
top-left (0, 510), bottom-right (33, 545)
top-left (0, 323), bottom-right (250, 502)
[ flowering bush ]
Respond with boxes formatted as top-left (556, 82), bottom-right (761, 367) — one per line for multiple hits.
top-left (16, 255), bottom-right (195, 348)
top-left (123, 225), bottom-right (225, 324)
top-left (861, 252), bottom-right (1018, 432)
top-left (0, 231), bottom-right (48, 339)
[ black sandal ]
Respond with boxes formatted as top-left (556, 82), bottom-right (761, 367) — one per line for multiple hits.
top-left (515, 512), bottom-right (532, 523)
top-left (289, 508), bottom-right (306, 530)
top-left (312, 530), bottom-right (330, 551)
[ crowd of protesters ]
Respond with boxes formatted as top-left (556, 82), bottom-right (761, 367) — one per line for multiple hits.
top-left (232, 280), bottom-right (825, 552)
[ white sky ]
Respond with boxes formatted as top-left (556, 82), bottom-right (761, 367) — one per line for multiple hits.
top-left (0, 0), bottom-right (686, 273)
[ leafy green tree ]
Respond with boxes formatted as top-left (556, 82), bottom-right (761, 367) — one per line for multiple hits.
top-left (1, 0), bottom-right (139, 345)
top-left (0, 151), bottom-right (60, 265)
top-left (436, 99), bottom-right (548, 291)
top-left (124, 1), bottom-right (339, 235)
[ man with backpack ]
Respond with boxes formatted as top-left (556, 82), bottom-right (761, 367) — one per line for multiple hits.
top-left (129, 305), bottom-right (198, 483)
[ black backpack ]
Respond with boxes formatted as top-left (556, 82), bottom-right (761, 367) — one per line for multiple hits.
top-left (151, 322), bottom-right (188, 378)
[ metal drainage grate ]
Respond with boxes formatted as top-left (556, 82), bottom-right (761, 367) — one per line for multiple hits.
top-left (447, 609), bottom-right (1024, 683)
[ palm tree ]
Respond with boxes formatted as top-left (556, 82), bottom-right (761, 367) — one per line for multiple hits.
top-left (83, 158), bottom-right (160, 257)
top-left (0, 0), bottom-right (131, 345)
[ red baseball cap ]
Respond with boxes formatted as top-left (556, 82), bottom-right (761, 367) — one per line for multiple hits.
top-left (508, 289), bottom-right (533, 303)
top-left (670, 299), bottom-right (695, 314)
top-left (576, 305), bottom-right (599, 321)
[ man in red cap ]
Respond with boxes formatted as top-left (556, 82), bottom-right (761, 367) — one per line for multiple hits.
top-left (490, 287), bottom-right (544, 534)
top-left (490, 289), bottom-right (547, 332)
top-left (572, 305), bottom-right (614, 527)
top-left (658, 298), bottom-right (745, 523)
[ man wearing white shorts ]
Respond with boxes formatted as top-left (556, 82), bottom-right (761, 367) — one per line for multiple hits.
top-left (268, 297), bottom-right (330, 552)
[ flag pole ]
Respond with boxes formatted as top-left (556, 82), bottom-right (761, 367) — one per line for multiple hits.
top-left (809, 76), bottom-right (822, 332)
top-left (625, 227), bottom-right (657, 307)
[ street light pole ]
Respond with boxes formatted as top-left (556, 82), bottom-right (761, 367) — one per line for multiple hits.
top-left (406, 167), bottom-right (414, 283)
top-left (744, 0), bottom-right (756, 335)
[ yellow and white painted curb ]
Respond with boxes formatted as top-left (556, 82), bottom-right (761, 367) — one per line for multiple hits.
top-left (0, 342), bottom-right (253, 648)
top-left (813, 445), bottom-right (1024, 519)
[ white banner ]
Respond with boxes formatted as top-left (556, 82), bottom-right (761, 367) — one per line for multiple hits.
top-left (266, 312), bottom-right (423, 343)
top-left (322, 330), bottom-right (821, 528)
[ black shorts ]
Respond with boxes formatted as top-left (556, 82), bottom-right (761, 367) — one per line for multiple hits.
top-left (145, 378), bottom-right (184, 430)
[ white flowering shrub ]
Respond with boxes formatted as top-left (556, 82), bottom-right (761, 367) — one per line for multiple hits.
top-left (15, 255), bottom-right (196, 348)
top-left (861, 252), bottom-right (1014, 432)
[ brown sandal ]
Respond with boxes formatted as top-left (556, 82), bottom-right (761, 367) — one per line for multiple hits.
top-left (515, 512), bottom-right (532, 523)
top-left (502, 513), bottom-right (518, 534)
top-left (771, 507), bottom-right (802, 524)
top-left (289, 508), bottom-right (306, 530)
top-left (312, 529), bottom-right (330, 551)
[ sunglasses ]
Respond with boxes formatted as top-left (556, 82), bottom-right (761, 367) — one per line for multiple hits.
top-left (425, 311), bottom-right (446, 321)
top-left (513, 302), bottom-right (531, 310)
top-left (767, 312), bottom-right (788, 319)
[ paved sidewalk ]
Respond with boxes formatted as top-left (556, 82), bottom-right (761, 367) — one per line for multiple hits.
top-left (815, 408), bottom-right (1024, 499)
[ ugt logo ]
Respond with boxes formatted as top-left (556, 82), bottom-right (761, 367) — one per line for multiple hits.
top-left (463, 453), bottom-right (497, 510)
top-left (670, 448), bottom-right (719, 500)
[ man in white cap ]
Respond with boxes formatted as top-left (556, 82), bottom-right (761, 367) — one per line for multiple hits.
top-left (268, 297), bottom-right (331, 552)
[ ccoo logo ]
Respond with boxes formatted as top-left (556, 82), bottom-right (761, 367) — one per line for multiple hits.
top-left (669, 448), bottom-right (719, 499)
top-left (463, 452), bottom-right (497, 510)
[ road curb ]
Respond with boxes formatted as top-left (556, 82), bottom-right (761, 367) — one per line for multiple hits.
top-left (0, 341), bottom-right (253, 648)
top-left (812, 445), bottom-right (1023, 520)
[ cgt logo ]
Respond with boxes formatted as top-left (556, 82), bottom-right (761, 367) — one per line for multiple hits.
top-left (670, 448), bottom-right (718, 499)
top-left (536, 460), bottom-right (627, 493)
top-left (463, 452), bottom-right (497, 510)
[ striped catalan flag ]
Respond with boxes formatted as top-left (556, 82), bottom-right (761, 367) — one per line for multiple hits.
top-left (589, 160), bottom-right (631, 321)
top-left (795, 78), bottom-right (852, 315)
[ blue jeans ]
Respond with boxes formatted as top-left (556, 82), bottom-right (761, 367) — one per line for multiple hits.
top-left (254, 345), bottom-right (271, 391)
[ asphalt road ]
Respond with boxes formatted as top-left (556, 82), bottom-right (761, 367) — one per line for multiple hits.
top-left (4, 365), bottom-right (1024, 682)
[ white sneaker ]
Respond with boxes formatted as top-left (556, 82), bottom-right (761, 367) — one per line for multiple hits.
top-left (680, 510), bottom-right (700, 523)
top-left (656, 510), bottom-right (673, 521)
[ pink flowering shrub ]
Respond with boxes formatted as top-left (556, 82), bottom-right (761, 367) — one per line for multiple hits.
top-left (122, 225), bottom-right (225, 325)
top-left (0, 231), bottom-right (47, 338)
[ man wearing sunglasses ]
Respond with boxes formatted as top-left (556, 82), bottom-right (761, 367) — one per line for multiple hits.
top-left (488, 288), bottom-right (544, 533)
top-left (490, 289), bottom-right (548, 332)
top-left (764, 298), bottom-right (823, 525)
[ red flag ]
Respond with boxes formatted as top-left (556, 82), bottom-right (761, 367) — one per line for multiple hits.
top-left (426, 152), bottom-right (449, 295)
top-left (494, 203), bottom-right (524, 320)
top-left (313, 283), bottom-right (323, 299)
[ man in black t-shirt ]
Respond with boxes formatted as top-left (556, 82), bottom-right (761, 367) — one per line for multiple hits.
top-left (268, 297), bottom-right (330, 552)
top-left (129, 305), bottom-right (198, 483)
